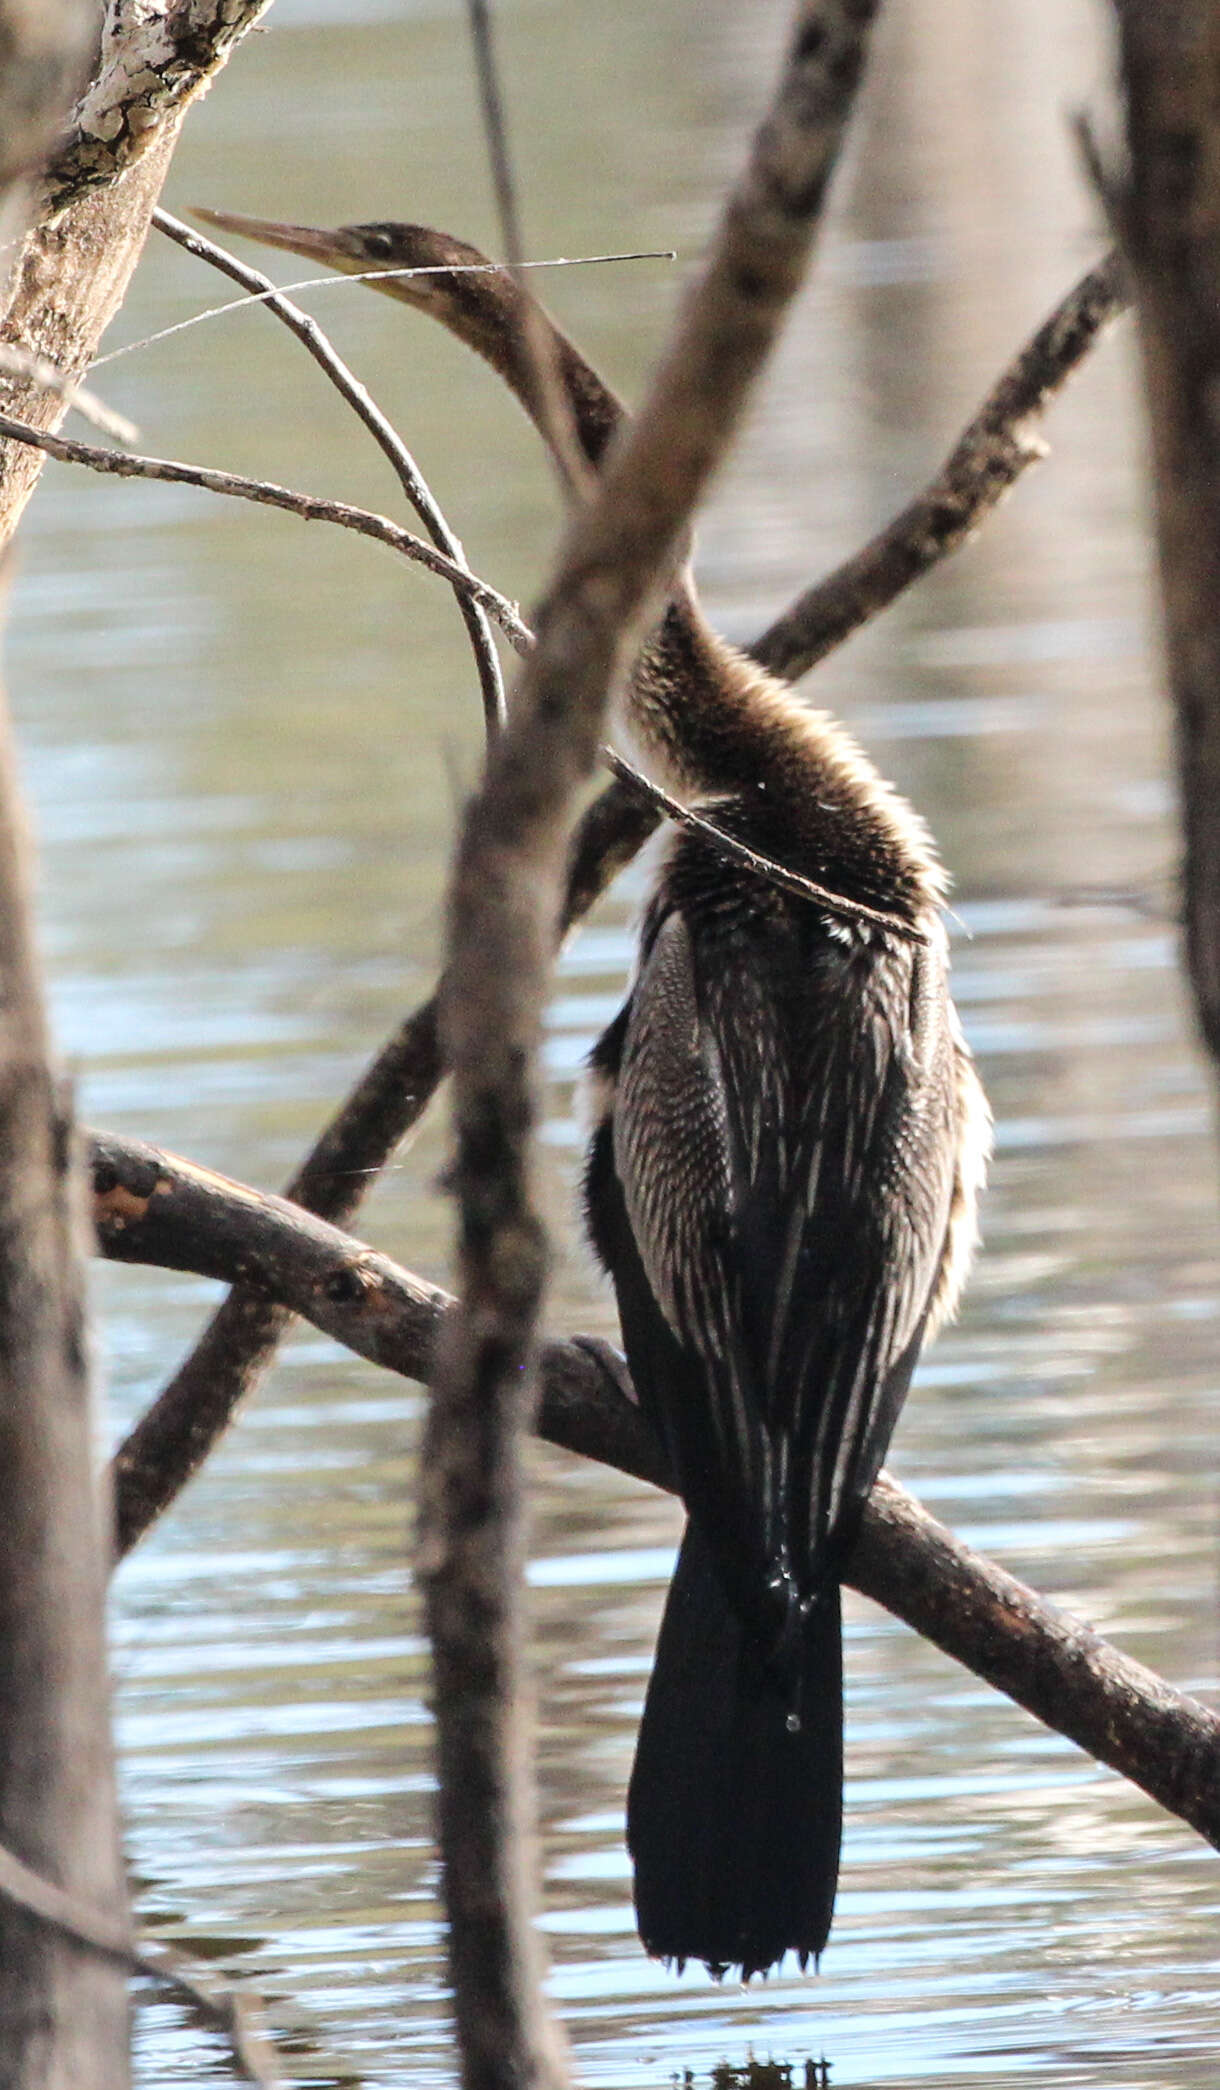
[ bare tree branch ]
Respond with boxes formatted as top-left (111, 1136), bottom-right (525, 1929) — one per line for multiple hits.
top-left (229, 213), bottom-right (1125, 689)
top-left (0, 1837), bottom-right (280, 2089)
top-left (0, 409), bottom-right (532, 652)
top-left (751, 249), bottom-right (1128, 677)
top-left (153, 209), bottom-right (506, 737)
top-left (428, 6), bottom-right (882, 2082)
top-left (601, 744), bottom-right (930, 941)
top-left (87, 1125), bottom-right (1220, 1857)
top-left (0, 34), bottom-right (133, 2067)
top-left (0, 131), bottom-right (179, 546)
top-left (0, 0), bottom-right (276, 545)
top-left (0, 6), bottom-right (306, 2079)
top-left (851, 1477), bottom-right (1220, 1857)
top-left (1104, 6), bottom-right (1220, 1071)
top-left (44, 1), bottom-right (274, 219)
top-left (108, 757), bottom-right (662, 1560)
top-left (110, 990), bottom-right (446, 1559)
top-left (0, 342), bottom-right (137, 441)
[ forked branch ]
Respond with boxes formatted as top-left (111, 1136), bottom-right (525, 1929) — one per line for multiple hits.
top-left (0, 1836), bottom-right (279, 2089)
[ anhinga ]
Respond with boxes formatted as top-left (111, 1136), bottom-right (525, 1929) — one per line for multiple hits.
top-left (202, 209), bottom-right (991, 1978)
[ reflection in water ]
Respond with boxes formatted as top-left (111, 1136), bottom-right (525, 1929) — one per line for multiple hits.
top-left (6, 0), bottom-right (1220, 2084)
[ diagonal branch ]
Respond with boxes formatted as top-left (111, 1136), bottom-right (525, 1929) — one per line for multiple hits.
top-left (152, 209), bottom-right (506, 737)
top-left (88, 1124), bottom-right (1220, 1856)
top-left (0, 410), bottom-right (531, 652)
top-left (44, 1), bottom-right (275, 219)
top-left (0, 1835), bottom-right (279, 2088)
top-left (601, 744), bottom-right (929, 941)
top-left (430, 5), bottom-right (884, 2082)
top-left (108, 766), bottom-right (660, 1559)
top-left (751, 249), bottom-right (1128, 676)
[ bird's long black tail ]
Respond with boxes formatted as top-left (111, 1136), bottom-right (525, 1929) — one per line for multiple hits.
top-left (627, 1518), bottom-right (843, 1978)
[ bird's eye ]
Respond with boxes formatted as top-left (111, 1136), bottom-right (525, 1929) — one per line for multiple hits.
top-left (362, 230), bottom-right (394, 260)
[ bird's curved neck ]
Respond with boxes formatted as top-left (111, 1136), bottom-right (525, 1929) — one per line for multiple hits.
top-left (365, 231), bottom-right (626, 471)
top-left (620, 586), bottom-right (946, 922)
top-left (246, 218), bottom-right (946, 923)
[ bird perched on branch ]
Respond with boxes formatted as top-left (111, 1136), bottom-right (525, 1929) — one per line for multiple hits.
top-left (201, 207), bottom-right (990, 1978)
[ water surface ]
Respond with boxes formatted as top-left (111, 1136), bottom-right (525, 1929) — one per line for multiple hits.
top-left (7, 0), bottom-right (1220, 2083)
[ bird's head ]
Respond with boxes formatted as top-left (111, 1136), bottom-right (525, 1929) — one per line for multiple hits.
top-left (191, 208), bottom-right (492, 321)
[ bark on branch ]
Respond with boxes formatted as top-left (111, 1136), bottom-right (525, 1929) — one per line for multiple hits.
top-left (44, 1), bottom-right (275, 219)
top-left (0, 0), bottom-right (276, 549)
top-left (430, 6), bottom-right (881, 2083)
top-left (87, 1125), bottom-right (1220, 1856)
top-left (0, 10), bottom-right (131, 2079)
top-left (1107, 5), bottom-right (1220, 1072)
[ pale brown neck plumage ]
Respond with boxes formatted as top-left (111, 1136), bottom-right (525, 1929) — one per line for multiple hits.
top-left (623, 601), bottom-right (946, 921)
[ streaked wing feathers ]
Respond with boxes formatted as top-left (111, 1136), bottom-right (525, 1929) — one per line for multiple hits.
top-left (611, 897), bottom-right (955, 1591)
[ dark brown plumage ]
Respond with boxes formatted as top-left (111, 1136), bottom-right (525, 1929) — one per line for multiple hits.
top-left (203, 207), bottom-right (990, 1977)
top-left (586, 603), bottom-right (988, 1973)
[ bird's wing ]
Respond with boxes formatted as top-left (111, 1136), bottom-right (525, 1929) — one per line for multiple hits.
top-left (610, 906), bottom-right (769, 1557)
top-left (611, 899), bottom-right (956, 1598)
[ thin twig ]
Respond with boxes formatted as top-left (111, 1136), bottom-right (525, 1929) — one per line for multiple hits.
top-left (752, 250), bottom-right (1129, 678)
top-left (0, 342), bottom-right (137, 442)
top-left (0, 1836), bottom-right (279, 2088)
top-left (93, 246), bottom-right (675, 376)
top-left (88, 1125), bottom-right (1220, 1857)
top-left (152, 208), bottom-right (506, 737)
top-left (0, 409), bottom-right (531, 652)
top-left (602, 745), bottom-right (929, 943)
top-left (466, 0), bottom-right (594, 502)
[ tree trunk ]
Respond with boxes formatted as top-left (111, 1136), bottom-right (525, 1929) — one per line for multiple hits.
top-left (1111, 1), bottom-right (1220, 1069)
top-left (0, 643), bottom-right (129, 2089)
top-left (0, 129), bottom-right (177, 549)
top-left (0, 4), bottom-right (132, 2079)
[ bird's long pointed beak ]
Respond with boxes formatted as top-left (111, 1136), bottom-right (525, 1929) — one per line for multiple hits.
top-left (191, 207), bottom-right (355, 270)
